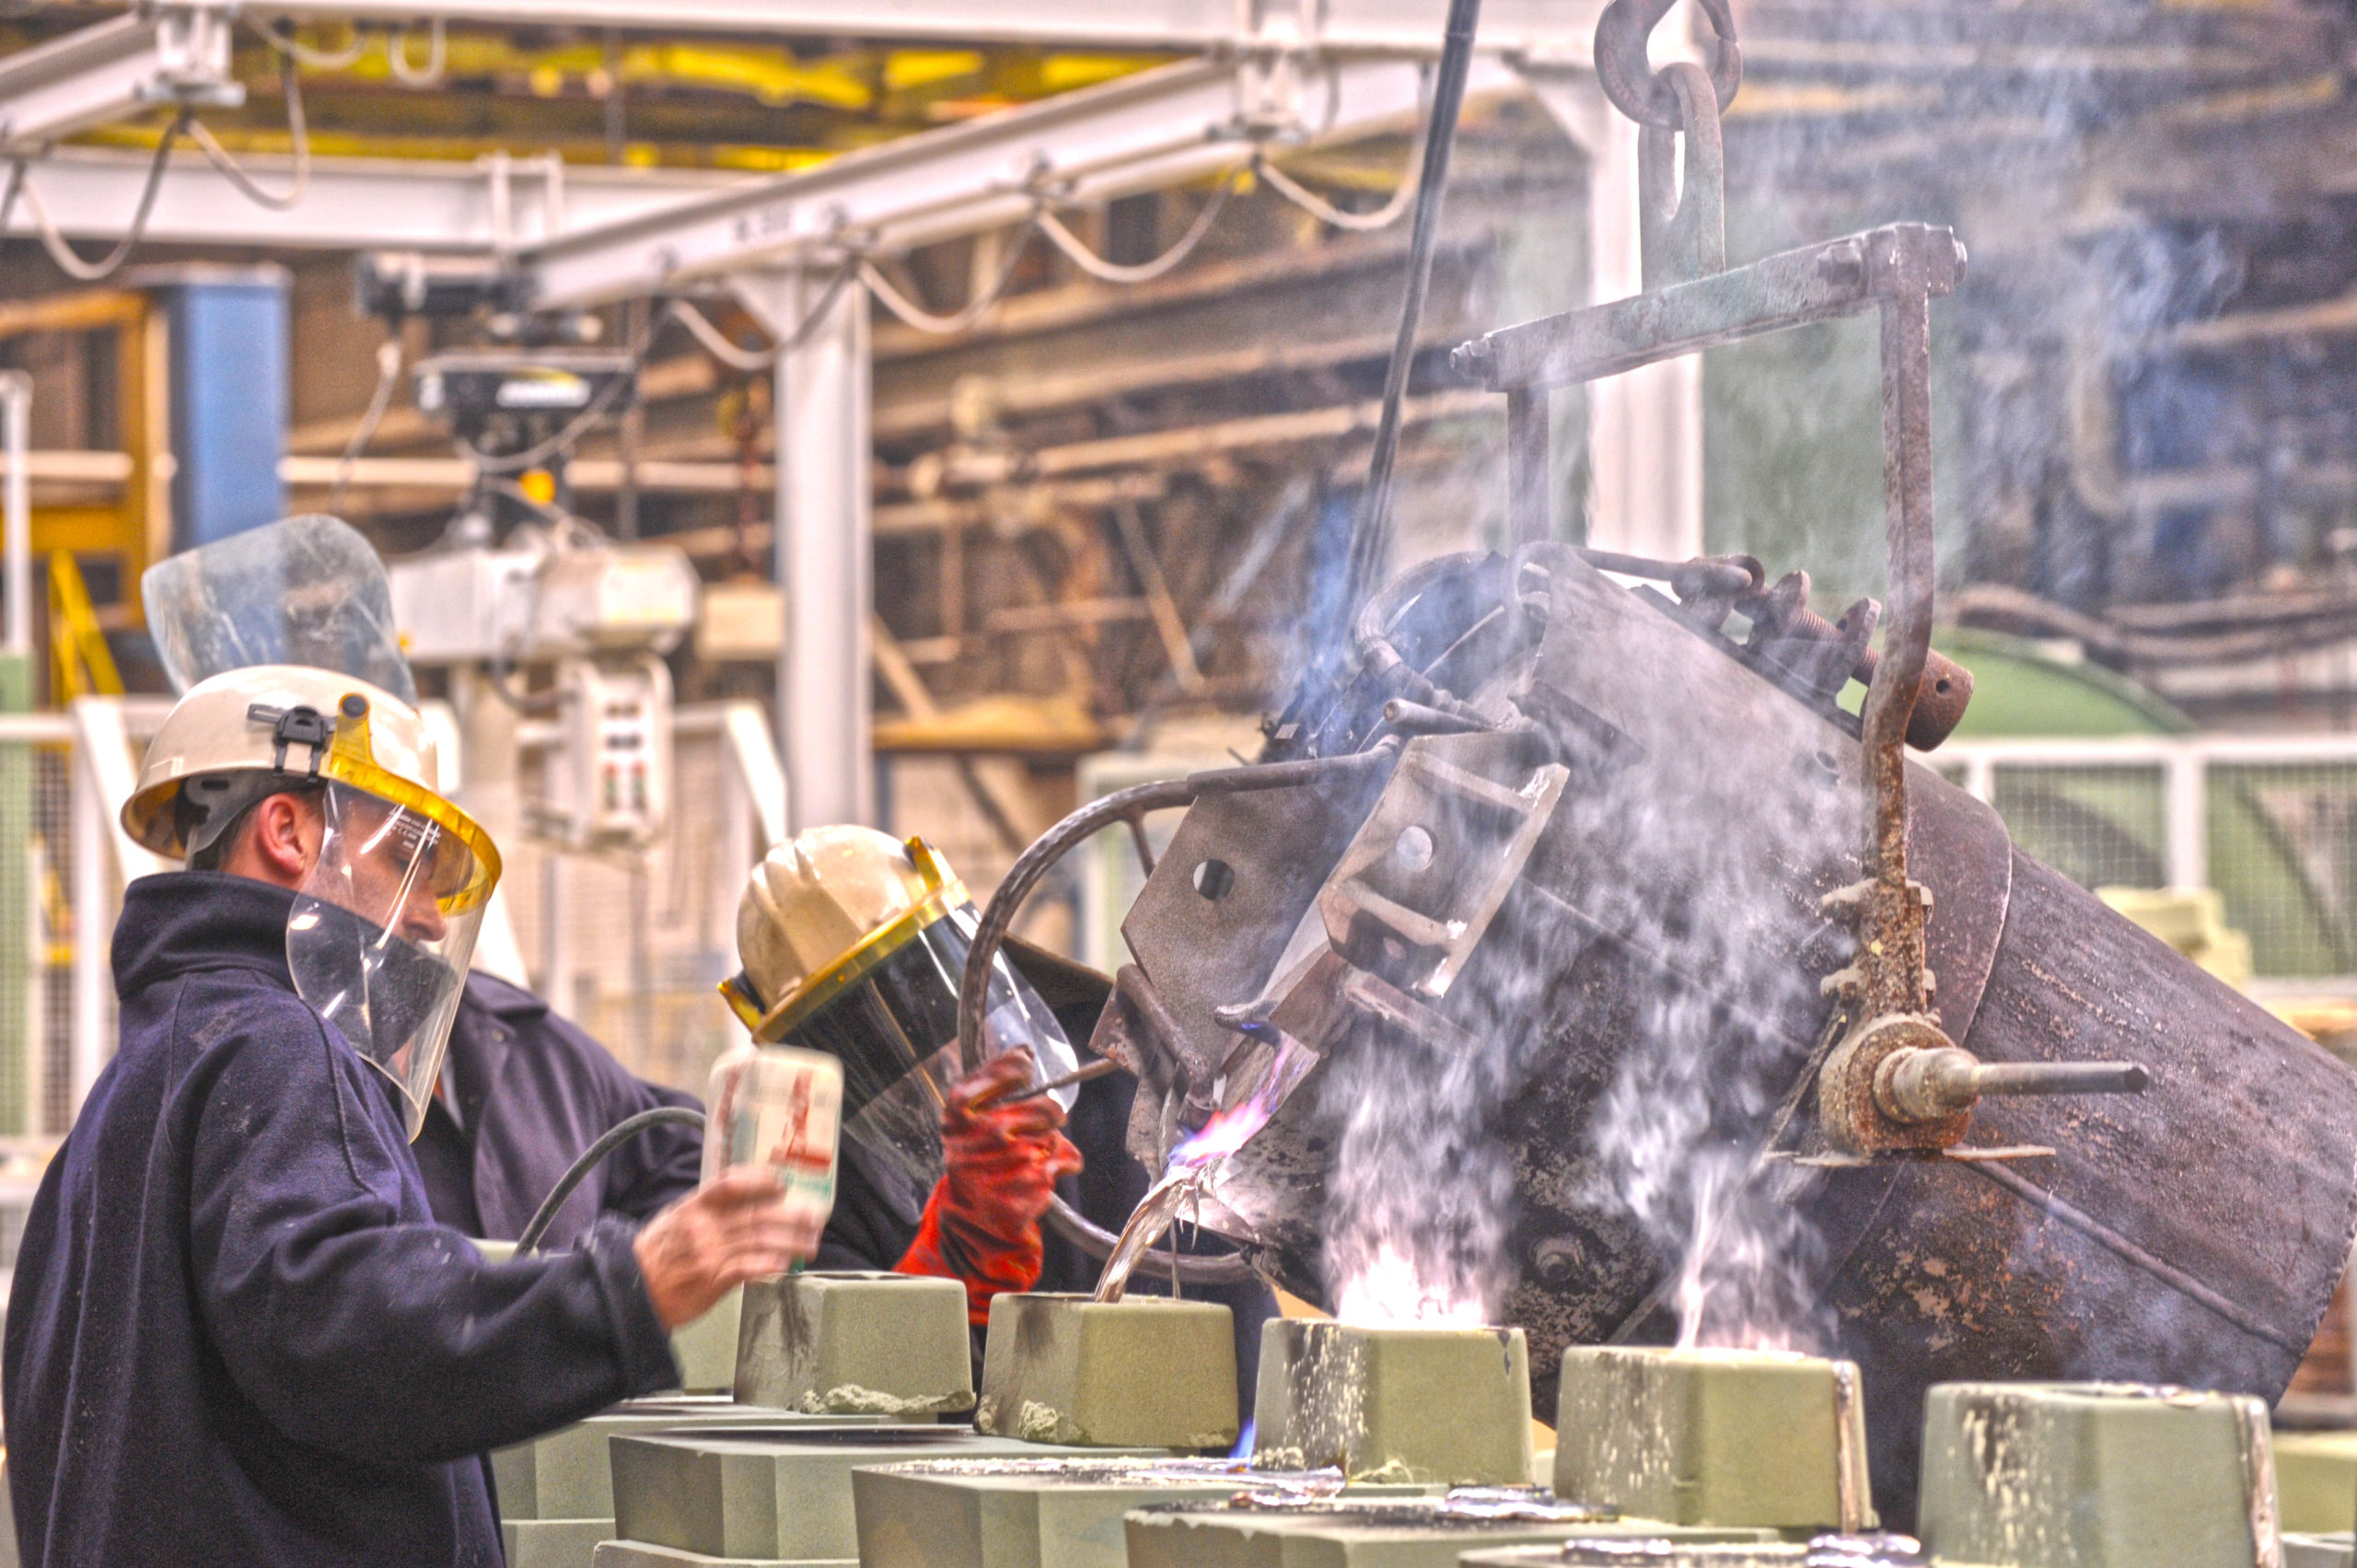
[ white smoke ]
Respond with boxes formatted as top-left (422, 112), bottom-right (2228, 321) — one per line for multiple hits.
top-left (1318, 1012), bottom-right (1520, 1326)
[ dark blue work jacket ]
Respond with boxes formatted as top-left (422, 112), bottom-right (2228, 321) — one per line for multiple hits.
top-left (3, 873), bottom-right (679, 1568)
top-left (412, 973), bottom-right (702, 1247)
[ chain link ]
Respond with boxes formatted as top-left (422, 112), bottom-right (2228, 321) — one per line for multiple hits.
top-left (1593, 0), bottom-right (1742, 130)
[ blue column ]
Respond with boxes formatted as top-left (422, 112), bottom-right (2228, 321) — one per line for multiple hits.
top-left (155, 264), bottom-right (289, 549)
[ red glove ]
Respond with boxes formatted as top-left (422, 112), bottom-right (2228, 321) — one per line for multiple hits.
top-left (896, 1050), bottom-right (1085, 1324)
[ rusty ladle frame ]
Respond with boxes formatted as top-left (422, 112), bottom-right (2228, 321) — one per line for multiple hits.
top-left (1455, 223), bottom-right (1967, 1126)
top-left (1447, 2), bottom-right (1986, 1086)
top-left (945, 3), bottom-right (2133, 1279)
top-left (1465, 0), bottom-right (2141, 1156)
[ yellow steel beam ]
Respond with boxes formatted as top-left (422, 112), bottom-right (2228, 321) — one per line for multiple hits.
top-left (0, 290), bottom-right (157, 634)
top-left (123, 298), bottom-right (168, 624)
top-left (77, 119), bottom-right (837, 171)
top-left (30, 507), bottom-right (138, 559)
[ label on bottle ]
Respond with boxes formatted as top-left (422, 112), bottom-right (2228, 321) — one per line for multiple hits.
top-left (702, 1043), bottom-right (842, 1230)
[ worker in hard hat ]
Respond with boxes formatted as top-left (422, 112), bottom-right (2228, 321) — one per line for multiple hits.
top-left (720, 827), bottom-right (1275, 1402)
top-left (721, 827), bottom-right (1086, 1323)
top-left (5, 667), bottom-right (818, 1568)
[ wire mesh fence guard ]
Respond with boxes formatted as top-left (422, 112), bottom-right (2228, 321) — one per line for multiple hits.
top-left (2206, 761), bottom-right (2357, 981)
top-left (1989, 763), bottom-right (2169, 893)
top-left (1946, 738), bottom-right (2357, 984)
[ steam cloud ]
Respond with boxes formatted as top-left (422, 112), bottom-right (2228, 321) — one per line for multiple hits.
top-left (1318, 1017), bottom-right (1519, 1327)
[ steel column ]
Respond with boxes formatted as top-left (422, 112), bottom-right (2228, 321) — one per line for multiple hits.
top-left (156, 267), bottom-right (289, 549)
top-left (737, 269), bottom-right (873, 830)
top-left (1515, 67), bottom-right (1701, 558)
top-left (2, 372), bottom-right (30, 656)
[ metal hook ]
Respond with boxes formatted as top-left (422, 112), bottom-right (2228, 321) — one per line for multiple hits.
top-left (1593, 0), bottom-right (1741, 131)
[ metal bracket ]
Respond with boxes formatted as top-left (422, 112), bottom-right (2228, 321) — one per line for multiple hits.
top-left (0, 5), bottom-right (238, 157)
top-left (1318, 738), bottom-right (1569, 999)
top-left (248, 703), bottom-right (333, 777)
top-left (1636, 61), bottom-right (1724, 291)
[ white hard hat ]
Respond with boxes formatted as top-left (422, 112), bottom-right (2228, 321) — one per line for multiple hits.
top-left (124, 663), bottom-right (505, 1143)
top-left (721, 826), bottom-right (966, 1042)
top-left (122, 663), bottom-right (486, 880)
top-left (720, 825), bottom-right (1085, 1193)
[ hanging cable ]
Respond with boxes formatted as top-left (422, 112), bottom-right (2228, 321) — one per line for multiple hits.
top-left (13, 111), bottom-right (189, 283)
top-left (388, 19), bottom-right (447, 87)
top-left (660, 260), bottom-right (857, 372)
top-left (0, 160), bottom-right (25, 236)
top-left (859, 218), bottom-right (1040, 336)
top-left (187, 55), bottom-right (309, 212)
top-left (1340, 0), bottom-right (1485, 613)
top-left (666, 298), bottom-right (777, 371)
top-left (484, 477), bottom-right (610, 548)
top-left (515, 1107), bottom-right (707, 1254)
top-left (1255, 143), bottom-right (1422, 233)
top-left (330, 338), bottom-right (404, 515)
top-left (1256, 65), bottom-right (1431, 232)
top-left (248, 16), bottom-right (372, 70)
top-left (1033, 168), bottom-right (1240, 285)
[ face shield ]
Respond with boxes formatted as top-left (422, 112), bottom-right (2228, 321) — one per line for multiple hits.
top-left (725, 892), bottom-right (1080, 1206)
top-left (142, 513), bottom-right (417, 703)
top-left (287, 778), bottom-right (497, 1139)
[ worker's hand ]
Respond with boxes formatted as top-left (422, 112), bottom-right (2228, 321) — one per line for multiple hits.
top-left (632, 1167), bottom-right (820, 1330)
top-left (941, 1049), bottom-right (1086, 1237)
top-left (896, 1048), bottom-right (1085, 1324)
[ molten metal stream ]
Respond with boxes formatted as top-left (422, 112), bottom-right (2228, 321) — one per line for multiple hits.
top-left (1094, 1035), bottom-right (1318, 1302)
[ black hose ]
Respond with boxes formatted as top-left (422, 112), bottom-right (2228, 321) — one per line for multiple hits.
top-left (1339, 0), bottom-right (1486, 615)
top-left (515, 1106), bottom-right (707, 1254)
top-left (955, 779), bottom-right (1202, 1077)
top-left (502, 1098), bottom-right (1261, 1287)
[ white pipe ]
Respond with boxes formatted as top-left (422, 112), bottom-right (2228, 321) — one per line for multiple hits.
top-left (0, 371), bottom-right (31, 660)
top-left (68, 738), bottom-right (107, 1120)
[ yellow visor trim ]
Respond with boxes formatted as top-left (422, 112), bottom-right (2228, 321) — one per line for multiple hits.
top-left (717, 972), bottom-right (767, 1033)
top-left (323, 702), bottom-right (503, 912)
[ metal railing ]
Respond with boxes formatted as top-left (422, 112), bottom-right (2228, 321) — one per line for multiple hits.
top-left (1943, 735), bottom-right (2357, 983)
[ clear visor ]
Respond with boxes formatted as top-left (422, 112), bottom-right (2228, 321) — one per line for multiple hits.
top-left (287, 780), bottom-right (493, 1139)
top-left (783, 904), bottom-right (1081, 1199)
top-left (142, 512), bottom-right (417, 703)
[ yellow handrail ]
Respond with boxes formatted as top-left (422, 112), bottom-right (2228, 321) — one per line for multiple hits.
top-left (48, 551), bottom-right (122, 701)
